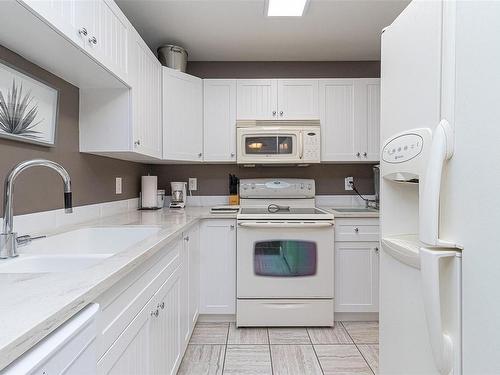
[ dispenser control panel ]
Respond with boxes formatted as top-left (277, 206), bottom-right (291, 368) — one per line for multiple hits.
top-left (382, 133), bottom-right (424, 163)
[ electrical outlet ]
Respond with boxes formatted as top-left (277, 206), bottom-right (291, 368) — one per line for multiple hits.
top-left (189, 178), bottom-right (197, 191)
top-left (345, 177), bottom-right (353, 191)
top-left (115, 177), bottom-right (122, 194)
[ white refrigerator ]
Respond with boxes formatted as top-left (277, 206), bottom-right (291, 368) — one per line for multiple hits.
top-left (380, 0), bottom-right (500, 374)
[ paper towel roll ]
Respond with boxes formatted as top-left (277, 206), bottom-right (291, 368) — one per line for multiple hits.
top-left (141, 176), bottom-right (158, 208)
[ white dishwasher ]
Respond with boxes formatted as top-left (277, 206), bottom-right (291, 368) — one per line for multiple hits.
top-left (2, 303), bottom-right (99, 375)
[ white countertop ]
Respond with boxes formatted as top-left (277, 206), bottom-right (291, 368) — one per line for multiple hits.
top-left (325, 207), bottom-right (380, 218)
top-left (0, 207), bottom-right (236, 371)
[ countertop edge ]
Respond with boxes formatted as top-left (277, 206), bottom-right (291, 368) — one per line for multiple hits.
top-left (0, 208), bottom-right (236, 371)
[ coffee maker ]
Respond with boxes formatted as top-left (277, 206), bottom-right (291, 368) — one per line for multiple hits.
top-left (169, 182), bottom-right (187, 208)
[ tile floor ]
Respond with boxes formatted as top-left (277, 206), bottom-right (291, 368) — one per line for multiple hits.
top-left (178, 321), bottom-right (379, 375)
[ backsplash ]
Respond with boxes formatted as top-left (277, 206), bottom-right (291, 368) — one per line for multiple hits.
top-left (150, 164), bottom-right (377, 196)
top-left (0, 45), bottom-right (149, 216)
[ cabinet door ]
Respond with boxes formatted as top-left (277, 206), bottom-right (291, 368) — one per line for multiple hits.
top-left (83, 0), bottom-right (128, 82)
top-left (180, 236), bottom-right (190, 351)
top-left (151, 268), bottom-right (182, 375)
top-left (277, 79), bottom-right (319, 120)
top-left (187, 225), bottom-right (200, 329)
top-left (199, 220), bottom-right (236, 314)
top-left (21, 0), bottom-right (85, 47)
top-left (97, 300), bottom-right (153, 375)
top-left (319, 79), bottom-right (358, 161)
top-left (130, 32), bottom-right (162, 158)
top-left (334, 242), bottom-right (380, 313)
top-left (236, 79), bottom-right (277, 120)
top-left (163, 68), bottom-right (203, 161)
top-left (362, 79), bottom-right (381, 161)
top-left (203, 79), bottom-right (237, 162)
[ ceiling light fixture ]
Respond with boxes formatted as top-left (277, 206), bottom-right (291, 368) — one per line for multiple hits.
top-left (266, 0), bottom-right (309, 17)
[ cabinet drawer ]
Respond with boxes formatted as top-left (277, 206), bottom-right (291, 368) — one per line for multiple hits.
top-left (237, 299), bottom-right (333, 327)
top-left (335, 218), bottom-right (379, 242)
top-left (94, 238), bottom-right (181, 359)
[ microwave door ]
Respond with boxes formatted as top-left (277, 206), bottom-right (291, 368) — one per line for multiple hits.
top-left (242, 133), bottom-right (298, 161)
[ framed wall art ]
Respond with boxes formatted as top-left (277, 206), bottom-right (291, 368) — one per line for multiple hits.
top-left (0, 59), bottom-right (59, 146)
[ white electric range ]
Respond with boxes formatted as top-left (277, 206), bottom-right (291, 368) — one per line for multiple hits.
top-left (236, 178), bottom-right (335, 327)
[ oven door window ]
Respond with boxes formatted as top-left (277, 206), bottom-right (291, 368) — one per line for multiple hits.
top-left (244, 136), bottom-right (294, 155)
top-left (254, 240), bottom-right (317, 277)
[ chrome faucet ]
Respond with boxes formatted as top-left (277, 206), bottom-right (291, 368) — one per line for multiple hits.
top-left (0, 159), bottom-right (73, 259)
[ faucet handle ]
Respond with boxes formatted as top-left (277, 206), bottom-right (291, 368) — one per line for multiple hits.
top-left (16, 234), bottom-right (46, 247)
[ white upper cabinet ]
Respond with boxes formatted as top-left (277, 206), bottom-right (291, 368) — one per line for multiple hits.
top-left (236, 79), bottom-right (278, 120)
top-left (363, 80), bottom-right (381, 161)
top-left (319, 79), bottom-right (356, 161)
top-left (320, 78), bottom-right (380, 162)
top-left (236, 79), bottom-right (319, 120)
top-left (130, 31), bottom-right (162, 158)
top-left (163, 68), bottom-right (203, 161)
top-left (277, 79), bottom-right (319, 120)
top-left (82, 0), bottom-right (129, 83)
top-left (21, 0), bottom-right (84, 46)
top-left (21, 0), bottom-right (128, 84)
top-left (203, 79), bottom-right (237, 162)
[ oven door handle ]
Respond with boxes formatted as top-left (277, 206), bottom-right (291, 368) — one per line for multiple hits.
top-left (238, 222), bottom-right (333, 229)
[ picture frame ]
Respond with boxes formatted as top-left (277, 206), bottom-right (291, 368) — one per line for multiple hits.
top-left (0, 58), bottom-right (59, 147)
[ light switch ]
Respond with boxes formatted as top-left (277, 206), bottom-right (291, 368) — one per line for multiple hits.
top-left (116, 177), bottom-right (122, 194)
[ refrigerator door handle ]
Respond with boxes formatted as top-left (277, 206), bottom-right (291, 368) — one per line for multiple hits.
top-left (420, 119), bottom-right (461, 248)
top-left (420, 247), bottom-right (459, 375)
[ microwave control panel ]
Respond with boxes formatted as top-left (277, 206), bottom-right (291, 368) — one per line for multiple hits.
top-left (302, 129), bottom-right (321, 161)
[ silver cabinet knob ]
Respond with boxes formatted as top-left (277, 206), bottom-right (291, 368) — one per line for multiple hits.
top-left (198, 152), bottom-right (202, 158)
top-left (356, 152), bottom-right (361, 157)
top-left (230, 224), bottom-right (235, 230)
top-left (374, 247), bottom-right (379, 254)
top-left (78, 27), bottom-right (87, 36)
top-left (184, 236), bottom-right (190, 242)
top-left (134, 140), bottom-right (140, 147)
top-left (230, 152), bottom-right (235, 157)
top-left (354, 227), bottom-right (359, 233)
top-left (363, 152), bottom-right (368, 157)
top-left (151, 309), bottom-right (159, 318)
top-left (158, 302), bottom-right (165, 310)
top-left (272, 110), bottom-right (277, 116)
top-left (279, 111), bottom-right (284, 117)
top-left (89, 36), bottom-right (97, 45)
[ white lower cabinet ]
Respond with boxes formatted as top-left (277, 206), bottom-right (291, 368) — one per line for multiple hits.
top-left (180, 224), bottom-right (200, 351)
top-left (95, 235), bottom-right (188, 375)
top-left (187, 225), bottom-right (200, 331)
top-left (150, 268), bottom-right (182, 375)
top-left (334, 218), bottom-right (380, 313)
top-left (200, 219), bottom-right (237, 314)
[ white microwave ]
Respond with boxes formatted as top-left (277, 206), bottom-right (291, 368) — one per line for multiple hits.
top-left (236, 120), bottom-right (321, 165)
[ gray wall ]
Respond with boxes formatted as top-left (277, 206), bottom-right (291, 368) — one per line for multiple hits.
top-left (187, 61), bottom-right (380, 79)
top-left (0, 45), bottom-right (149, 216)
top-left (151, 164), bottom-right (376, 196)
top-left (153, 61), bottom-right (380, 196)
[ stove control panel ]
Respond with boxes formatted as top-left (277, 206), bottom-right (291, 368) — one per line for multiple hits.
top-left (240, 178), bottom-right (315, 198)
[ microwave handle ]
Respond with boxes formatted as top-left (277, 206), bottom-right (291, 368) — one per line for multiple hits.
top-left (298, 131), bottom-right (304, 159)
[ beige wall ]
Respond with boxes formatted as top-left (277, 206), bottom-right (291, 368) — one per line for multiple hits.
top-left (0, 45), bottom-right (149, 216)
